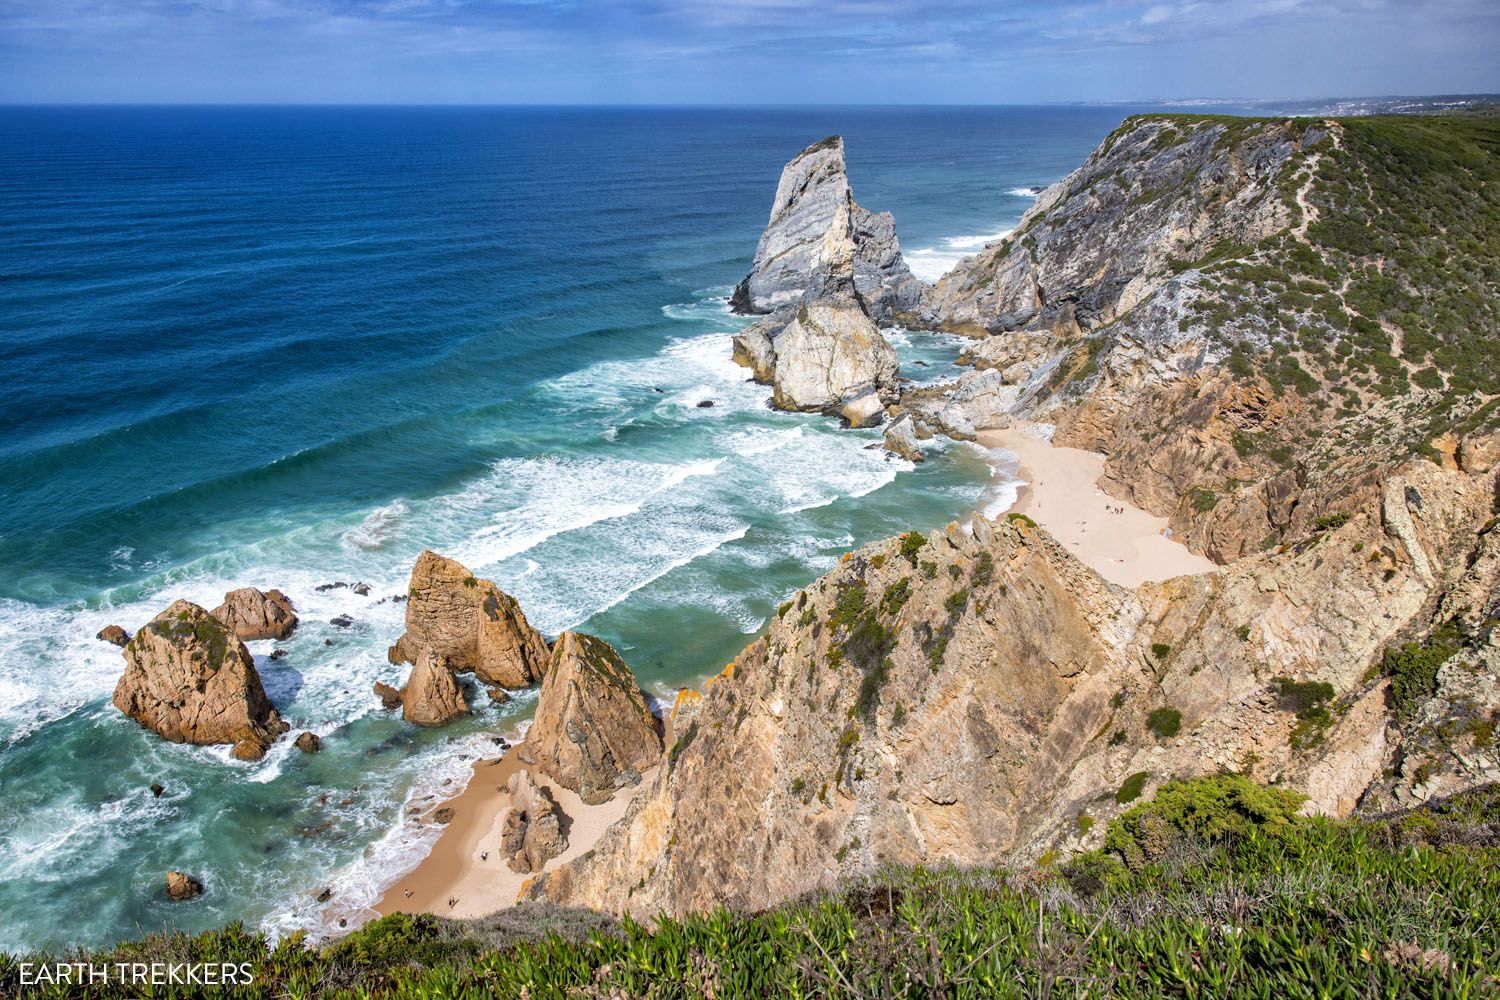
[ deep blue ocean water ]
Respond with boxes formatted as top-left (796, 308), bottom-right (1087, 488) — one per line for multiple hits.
top-left (0, 106), bottom-right (1132, 952)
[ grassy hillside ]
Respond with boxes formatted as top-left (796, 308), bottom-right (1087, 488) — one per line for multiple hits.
top-left (7, 777), bottom-right (1496, 998)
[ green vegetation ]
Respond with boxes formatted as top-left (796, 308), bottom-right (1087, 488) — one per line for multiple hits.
top-left (1115, 771), bottom-right (1150, 804)
top-left (1274, 677), bottom-right (1339, 748)
top-left (898, 531), bottom-right (928, 564)
top-left (1006, 512), bottom-right (1036, 529)
top-left (1383, 620), bottom-right (1464, 720)
top-left (1145, 707), bottom-right (1182, 740)
top-left (1149, 642), bottom-right (1171, 661)
top-left (13, 779), bottom-right (1497, 997)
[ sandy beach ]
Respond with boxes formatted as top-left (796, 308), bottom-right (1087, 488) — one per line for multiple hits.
top-left (373, 745), bottom-right (652, 921)
top-left (979, 424), bottom-right (1217, 587)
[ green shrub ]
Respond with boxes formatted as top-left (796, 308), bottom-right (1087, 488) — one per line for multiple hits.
top-left (898, 531), bottom-right (928, 564)
top-left (1104, 773), bottom-right (1305, 869)
top-left (1115, 771), bottom-right (1150, 804)
top-left (1383, 620), bottom-right (1463, 719)
top-left (1006, 512), bottom-right (1037, 529)
top-left (1150, 642), bottom-right (1172, 661)
top-left (1145, 707), bottom-right (1182, 740)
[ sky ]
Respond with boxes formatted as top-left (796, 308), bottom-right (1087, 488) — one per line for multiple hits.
top-left (1, 0), bottom-right (1497, 105)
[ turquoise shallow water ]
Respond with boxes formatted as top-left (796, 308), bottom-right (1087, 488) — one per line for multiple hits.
top-left (0, 106), bottom-right (1130, 952)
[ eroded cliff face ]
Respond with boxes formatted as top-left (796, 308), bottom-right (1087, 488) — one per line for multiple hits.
top-left (527, 458), bottom-right (1500, 918)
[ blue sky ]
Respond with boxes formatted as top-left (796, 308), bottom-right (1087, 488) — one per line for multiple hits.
top-left (1, 0), bottom-right (1497, 104)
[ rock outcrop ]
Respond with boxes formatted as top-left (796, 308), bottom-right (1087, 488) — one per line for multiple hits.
top-left (295, 731), bottom-right (321, 753)
top-left (400, 649), bottom-right (470, 727)
top-left (210, 587), bottom-right (298, 641)
top-left (166, 871), bottom-right (203, 901)
top-left (500, 770), bottom-right (568, 874)
top-left (388, 550), bottom-right (550, 688)
top-left (882, 413), bottom-right (924, 462)
top-left (528, 457), bottom-right (1500, 919)
top-left (373, 682), bottom-right (402, 710)
top-left (112, 600), bottom-right (289, 760)
top-left (524, 631), bottom-right (662, 805)
top-left (764, 296), bottom-right (899, 418)
top-left (96, 625), bottom-right (129, 647)
top-left (731, 135), bottom-right (921, 324)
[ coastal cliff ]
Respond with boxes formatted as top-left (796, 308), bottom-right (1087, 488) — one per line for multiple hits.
top-left (521, 114), bottom-right (1500, 919)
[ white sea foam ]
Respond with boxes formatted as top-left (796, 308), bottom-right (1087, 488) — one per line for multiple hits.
top-left (341, 500), bottom-right (409, 551)
top-left (1007, 187), bottom-right (1041, 199)
top-left (906, 229), bottom-right (1014, 282)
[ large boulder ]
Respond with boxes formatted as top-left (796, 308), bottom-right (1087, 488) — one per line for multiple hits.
top-left (882, 412), bottom-right (925, 462)
top-left (112, 600), bottom-right (289, 760)
top-left (400, 649), bottom-right (470, 727)
top-left (767, 298), bottom-right (899, 416)
top-left (96, 625), bottom-right (129, 647)
top-left (730, 135), bottom-right (922, 323)
top-left (210, 587), bottom-right (298, 641)
top-left (166, 871), bottom-right (203, 901)
top-left (500, 770), bottom-right (568, 874)
top-left (524, 632), bottom-right (663, 805)
top-left (388, 550), bottom-right (550, 688)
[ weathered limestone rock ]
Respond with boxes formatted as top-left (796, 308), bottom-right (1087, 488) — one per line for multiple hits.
top-left (1459, 433), bottom-right (1500, 474)
top-left (882, 413), bottom-right (925, 462)
top-left (525, 631), bottom-right (662, 805)
top-left (907, 369), bottom-right (1015, 441)
top-left (112, 600), bottom-right (289, 759)
top-left (210, 587), bottom-right (298, 641)
top-left (400, 650), bottom-right (470, 727)
top-left (731, 135), bottom-right (921, 323)
top-left (97, 625), bottom-right (129, 647)
top-left (730, 317), bottom-right (779, 384)
top-left (388, 550), bottom-right (550, 688)
top-left (501, 770), bottom-right (568, 874)
top-left (166, 871), bottom-right (203, 901)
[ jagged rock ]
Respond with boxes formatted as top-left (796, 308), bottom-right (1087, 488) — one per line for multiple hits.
top-left (527, 463), bottom-right (1500, 919)
top-left (329, 614), bottom-right (354, 629)
top-left (882, 413), bottom-right (925, 462)
top-left (487, 686), bottom-right (511, 705)
top-left (149, 783), bottom-right (164, 798)
top-left (269, 648), bottom-right (289, 661)
top-left (501, 770), bottom-right (568, 874)
top-left (766, 298), bottom-right (899, 416)
top-left (388, 550), bottom-right (550, 688)
top-left (373, 682), bottom-right (402, 710)
top-left (112, 600), bottom-right (289, 759)
top-left (524, 631), bottom-right (662, 805)
top-left (1459, 433), bottom-right (1500, 474)
top-left (400, 650), bottom-right (470, 727)
top-left (731, 135), bottom-right (921, 323)
top-left (295, 731), bottom-right (321, 753)
top-left (730, 317), bottom-right (779, 383)
top-left (210, 587), bottom-right (298, 641)
top-left (909, 369), bottom-right (1015, 441)
top-left (166, 871), bottom-right (203, 901)
top-left (97, 625), bottom-right (129, 647)
top-left (352, 582), bottom-right (372, 596)
top-left (433, 807), bottom-right (456, 824)
top-left (839, 391), bottom-right (885, 429)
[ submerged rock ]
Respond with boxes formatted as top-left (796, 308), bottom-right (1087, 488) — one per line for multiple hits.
top-left (96, 625), bottom-right (130, 647)
top-left (400, 650), bottom-right (470, 727)
top-left (501, 770), bottom-right (568, 874)
top-left (210, 587), bottom-right (298, 642)
top-left (166, 871), bottom-right (203, 901)
top-left (388, 550), bottom-right (550, 689)
top-left (112, 600), bottom-right (289, 759)
top-left (525, 631), bottom-right (662, 805)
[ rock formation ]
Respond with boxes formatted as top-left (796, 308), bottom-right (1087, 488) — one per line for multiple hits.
top-left (400, 649), bottom-right (470, 727)
top-left (882, 413), bottom-right (924, 462)
top-left (210, 587), bottom-right (298, 641)
top-left (388, 550), bottom-right (550, 688)
top-left (96, 625), bottom-right (129, 647)
top-left (373, 682), bottom-right (402, 710)
top-left (112, 600), bottom-right (289, 760)
top-left (524, 631), bottom-right (662, 805)
top-left (500, 770), bottom-right (568, 874)
top-left (528, 453), bottom-right (1500, 919)
top-left (761, 295), bottom-right (899, 420)
top-left (730, 135), bottom-right (921, 323)
top-left (294, 731), bottom-right (321, 753)
top-left (166, 871), bottom-right (203, 901)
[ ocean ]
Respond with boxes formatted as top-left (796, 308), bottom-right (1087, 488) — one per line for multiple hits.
top-left (0, 105), bottom-right (1129, 952)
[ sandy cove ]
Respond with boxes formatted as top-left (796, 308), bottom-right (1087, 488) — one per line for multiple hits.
top-left (374, 743), bottom-right (654, 921)
top-left (977, 424), bottom-right (1217, 587)
top-left (369, 425), bottom-right (1212, 925)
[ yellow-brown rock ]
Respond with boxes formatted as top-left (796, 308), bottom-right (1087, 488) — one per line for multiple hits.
top-left (210, 587), bottom-right (298, 641)
top-left (388, 550), bottom-right (549, 688)
top-left (524, 631), bottom-right (662, 805)
top-left (112, 600), bottom-right (289, 759)
top-left (400, 649), bottom-right (470, 727)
